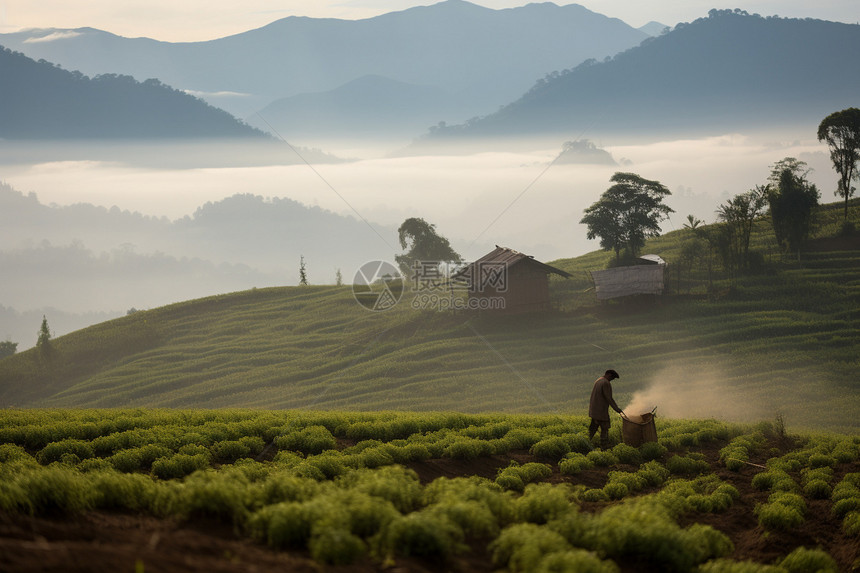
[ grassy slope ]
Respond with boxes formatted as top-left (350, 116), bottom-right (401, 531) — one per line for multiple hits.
top-left (0, 201), bottom-right (857, 432)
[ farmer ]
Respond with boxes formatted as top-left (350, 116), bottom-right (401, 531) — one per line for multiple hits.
top-left (588, 369), bottom-right (624, 449)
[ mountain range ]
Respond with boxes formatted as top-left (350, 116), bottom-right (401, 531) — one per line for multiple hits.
top-left (2, 5), bottom-right (857, 149)
top-left (0, 1), bottom-right (650, 140)
top-left (413, 9), bottom-right (860, 147)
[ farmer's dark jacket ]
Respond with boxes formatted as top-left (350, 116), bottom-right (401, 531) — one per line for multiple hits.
top-left (588, 376), bottom-right (622, 421)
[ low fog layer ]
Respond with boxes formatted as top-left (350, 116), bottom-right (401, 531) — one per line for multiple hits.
top-left (0, 129), bottom-right (839, 347)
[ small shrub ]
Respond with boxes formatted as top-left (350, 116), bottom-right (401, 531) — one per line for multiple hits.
top-left (91, 471), bottom-right (158, 512)
top-left (516, 483), bottom-right (573, 524)
top-left (275, 426), bottom-right (337, 455)
top-left (151, 453), bottom-right (209, 480)
top-left (495, 462), bottom-right (552, 492)
top-left (611, 443), bottom-right (642, 466)
top-left (504, 428), bottom-right (542, 449)
top-left (428, 498), bottom-right (500, 537)
top-left (807, 453), bottom-right (837, 469)
top-left (249, 502), bottom-right (317, 549)
top-left (259, 473), bottom-right (318, 505)
top-left (586, 450), bottom-right (618, 467)
top-left (339, 491), bottom-right (400, 538)
top-left (531, 436), bottom-right (572, 460)
top-left (666, 454), bottom-right (709, 476)
top-left (109, 449), bottom-right (143, 473)
top-left (751, 469), bottom-right (796, 492)
top-left (832, 441), bottom-right (859, 464)
top-left (375, 511), bottom-right (464, 562)
top-left (844, 511), bottom-right (860, 536)
top-left (832, 483), bottom-right (860, 503)
top-left (755, 493), bottom-right (805, 531)
top-left (580, 488), bottom-right (608, 503)
top-left (36, 439), bottom-right (94, 465)
top-left (308, 528), bottom-right (366, 565)
top-left (639, 441), bottom-right (667, 462)
top-left (490, 523), bottom-right (570, 573)
top-left (535, 549), bottom-right (620, 573)
top-left (779, 546), bottom-right (838, 573)
top-left (496, 472), bottom-right (525, 492)
top-left (832, 497), bottom-right (860, 519)
top-left (181, 470), bottom-right (251, 524)
top-left (0, 444), bottom-right (31, 463)
top-left (636, 461), bottom-right (670, 487)
top-left (0, 478), bottom-right (31, 513)
top-left (303, 454), bottom-right (346, 480)
top-left (559, 453), bottom-right (593, 475)
top-left (603, 482), bottom-right (629, 500)
top-left (444, 438), bottom-right (492, 460)
top-left (211, 440), bottom-right (252, 464)
top-left (801, 466), bottom-right (833, 485)
top-left (339, 466), bottom-right (422, 513)
top-left (803, 479), bottom-right (832, 499)
top-left (356, 446), bottom-right (395, 469)
top-left (17, 466), bottom-right (94, 514)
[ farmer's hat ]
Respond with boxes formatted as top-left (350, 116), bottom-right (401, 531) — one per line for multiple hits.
top-left (604, 369), bottom-right (620, 380)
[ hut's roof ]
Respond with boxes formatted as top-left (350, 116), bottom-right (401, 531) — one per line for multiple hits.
top-left (453, 246), bottom-right (572, 278)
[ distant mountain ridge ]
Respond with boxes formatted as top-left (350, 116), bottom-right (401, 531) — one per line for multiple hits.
top-left (0, 1), bottom-right (649, 135)
top-left (0, 47), bottom-right (268, 139)
top-left (415, 10), bottom-right (860, 145)
top-left (254, 75), bottom-right (460, 140)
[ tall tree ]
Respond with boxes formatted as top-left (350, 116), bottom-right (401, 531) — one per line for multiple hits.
top-left (715, 186), bottom-right (767, 272)
top-left (395, 218), bottom-right (461, 279)
top-left (580, 172), bottom-right (674, 261)
top-left (767, 160), bottom-right (820, 260)
top-left (817, 108), bottom-right (860, 219)
top-left (299, 255), bottom-right (308, 286)
top-left (36, 315), bottom-right (52, 357)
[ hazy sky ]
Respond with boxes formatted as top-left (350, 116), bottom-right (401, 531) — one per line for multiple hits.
top-left (1, 0), bottom-right (857, 42)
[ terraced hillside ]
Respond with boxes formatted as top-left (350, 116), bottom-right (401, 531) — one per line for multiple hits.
top-left (0, 202), bottom-right (857, 432)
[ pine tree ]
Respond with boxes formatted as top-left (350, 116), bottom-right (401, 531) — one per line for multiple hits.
top-left (36, 315), bottom-right (52, 356)
top-left (299, 256), bottom-right (308, 286)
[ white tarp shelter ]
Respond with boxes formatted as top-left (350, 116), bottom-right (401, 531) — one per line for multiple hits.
top-left (589, 255), bottom-right (666, 300)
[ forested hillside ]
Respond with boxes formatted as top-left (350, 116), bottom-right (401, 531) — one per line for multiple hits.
top-left (419, 10), bottom-right (860, 143)
top-left (0, 47), bottom-right (268, 139)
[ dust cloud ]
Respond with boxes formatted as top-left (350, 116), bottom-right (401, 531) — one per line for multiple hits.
top-left (622, 361), bottom-right (770, 423)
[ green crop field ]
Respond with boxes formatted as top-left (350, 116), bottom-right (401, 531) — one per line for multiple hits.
top-left (0, 408), bottom-right (858, 572)
top-left (0, 200), bottom-right (858, 571)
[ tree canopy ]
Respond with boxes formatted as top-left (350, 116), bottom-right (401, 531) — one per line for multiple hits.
top-left (817, 108), bottom-right (860, 219)
top-left (395, 218), bottom-right (461, 278)
top-left (716, 186), bottom-right (768, 272)
top-left (767, 158), bottom-right (819, 259)
top-left (580, 172), bottom-right (674, 261)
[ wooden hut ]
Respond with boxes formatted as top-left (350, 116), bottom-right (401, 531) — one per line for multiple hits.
top-left (452, 246), bottom-right (571, 313)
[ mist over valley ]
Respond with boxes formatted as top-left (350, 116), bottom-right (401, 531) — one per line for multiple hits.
top-left (0, 3), bottom-right (855, 353)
